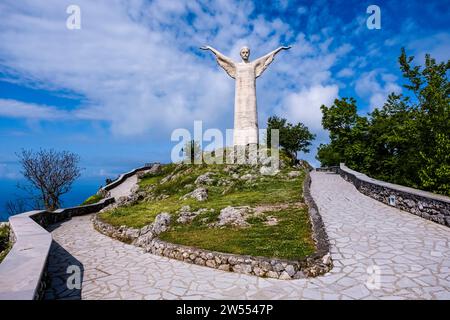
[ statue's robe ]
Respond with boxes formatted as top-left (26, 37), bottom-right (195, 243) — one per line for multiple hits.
top-left (215, 51), bottom-right (277, 146)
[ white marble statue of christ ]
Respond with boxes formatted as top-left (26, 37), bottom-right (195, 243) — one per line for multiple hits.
top-left (200, 45), bottom-right (291, 146)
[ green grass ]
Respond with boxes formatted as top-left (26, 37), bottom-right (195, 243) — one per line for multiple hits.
top-left (160, 206), bottom-right (315, 260)
top-left (81, 194), bottom-right (104, 205)
top-left (0, 225), bottom-right (11, 263)
top-left (98, 161), bottom-right (315, 260)
top-left (99, 164), bottom-right (305, 228)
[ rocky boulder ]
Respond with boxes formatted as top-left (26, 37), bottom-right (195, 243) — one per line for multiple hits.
top-left (133, 211), bottom-right (171, 247)
top-left (264, 216), bottom-right (279, 226)
top-left (181, 187), bottom-right (208, 201)
top-left (116, 196), bottom-right (129, 205)
top-left (0, 222), bottom-right (9, 229)
top-left (216, 206), bottom-right (251, 228)
top-left (136, 171), bottom-right (147, 179)
top-left (137, 163), bottom-right (162, 179)
top-left (177, 205), bottom-right (195, 224)
top-left (258, 154), bottom-right (273, 166)
top-left (240, 173), bottom-right (255, 181)
top-left (152, 212), bottom-right (171, 235)
top-left (177, 206), bottom-right (211, 224)
top-left (260, 166), bottom-right (279, 176)
top-left (147, 163), bottom-right (162, 174)
top-left (288, 171), bottom-right (301, 178)
top-left (195, 172), bottom-right (215, 185)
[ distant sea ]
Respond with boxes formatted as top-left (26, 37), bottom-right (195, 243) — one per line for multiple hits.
top-left (0, 178), bottom-right (103, 222)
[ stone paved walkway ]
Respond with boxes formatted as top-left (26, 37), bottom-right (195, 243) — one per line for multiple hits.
top-left (108, 175), bottom-right (138, 200)
top-left (44, 172), bottom-right (450, 300)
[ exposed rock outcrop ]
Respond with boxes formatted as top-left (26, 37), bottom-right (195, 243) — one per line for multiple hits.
top-left (214, 206), bottom-right (251, 228)
top-left (181, 187), bottom-right (208, 202)
top-left (195, 172), bottom-right (215, 185)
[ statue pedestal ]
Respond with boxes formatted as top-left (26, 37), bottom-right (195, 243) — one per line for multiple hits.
top-left (233, 127), bottom-right (259, 146)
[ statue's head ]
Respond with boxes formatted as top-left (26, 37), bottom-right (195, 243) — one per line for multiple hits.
top-left (240, 47), bottom-right (250, 62)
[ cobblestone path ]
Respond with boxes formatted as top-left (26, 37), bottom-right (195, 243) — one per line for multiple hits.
top-left (44, 172), bottom-right (450, 300)
top-left (108, 175), bottom-right (138, 200)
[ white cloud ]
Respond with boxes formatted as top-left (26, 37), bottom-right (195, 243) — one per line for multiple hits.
top-left (274, 84), bottom-right (339, 168)
top-left (274, 0), bottom-right (289, 10)
top-left (0, 0), bottom-right (353, 161)
top-left (0, 0), bottom-right (239, 136)
top-left (0, 163), bottom-right (20, 179)
top-left (0, 99), bottom-right (68, 120)
top-left (279, 84), bottom-right (339, 133)
top-left (0, 98), bottom-right (106, 121)
top-left (337, 68), bottom-right (354, 78)
top-left (355, 70), bottom-right (402, 110)
top-left (297, 6), bottom-right (308, 15)
top-left (407, 33), bottom-right (450, 63)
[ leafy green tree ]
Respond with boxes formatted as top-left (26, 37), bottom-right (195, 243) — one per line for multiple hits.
top-left (317, 98), bottom-right (370, 170)
top-left (317, 49), bottom-right (449, 196)
top-left (418, 132), bottom-right (450, 195)
top-left (398, 49), bottom-right (450, 194)
top-left (267, 116), bottom-right (315, 161)
top-left (365, 93), bottom-right (420, 186)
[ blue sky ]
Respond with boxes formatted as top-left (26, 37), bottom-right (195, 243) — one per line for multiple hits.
top-left (0, 0), bottom-right (449, 184)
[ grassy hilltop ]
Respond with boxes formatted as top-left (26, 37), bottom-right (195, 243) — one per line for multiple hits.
top-left (97, 154), bottom-right (316, 260)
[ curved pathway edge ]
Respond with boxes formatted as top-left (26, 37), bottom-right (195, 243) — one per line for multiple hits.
top-left (44, 171), bottom-right (450, 300)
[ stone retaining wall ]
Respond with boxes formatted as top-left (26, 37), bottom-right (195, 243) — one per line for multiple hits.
top-left (30, 198), bottom-right (115, 228)
top-left (93, 170), bottom-right (333, 280)
top-left (335, 163), bottom-right (450, 227)
top-left (98, 163), bottom-right (158, 196)
top-left (315, 166), bottom-right (339, 174)
top-left (0, 197), bottom-right (115, 300)
top-left (0, 163), bottom-right (155, 300)
top-left (303, 171), bottom-right (330, 256)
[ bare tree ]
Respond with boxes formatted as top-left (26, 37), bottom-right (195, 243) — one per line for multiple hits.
top-left (17, 149), bottom-right (82, 211)
top-left (5, 192), bottom-right (43, 217)
top-left (5, 198), bottom-right (28, 216)
top-left (182, 140), bottom-right (202, 164)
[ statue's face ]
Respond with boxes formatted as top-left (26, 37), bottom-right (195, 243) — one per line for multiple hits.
top-left (240, 47), bottom-right (250, 61)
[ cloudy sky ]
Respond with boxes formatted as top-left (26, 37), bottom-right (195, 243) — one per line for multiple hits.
top-left (0, 0), bottom-right (449, 180)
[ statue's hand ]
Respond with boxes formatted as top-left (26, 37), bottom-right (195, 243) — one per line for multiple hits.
top-left (200, 45), bottom-right (210, 51)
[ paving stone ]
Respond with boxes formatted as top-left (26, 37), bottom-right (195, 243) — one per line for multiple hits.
top-left (341, 284), bottom-right (371, 299)
top-left (42, 171), bottom-right (450, 300)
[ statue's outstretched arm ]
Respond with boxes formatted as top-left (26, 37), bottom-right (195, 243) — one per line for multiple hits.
top-left (200, 46), bottom-right (236, 79)
top-left (200, 46), bottom-right (234, 64)
top-left (254, 46), bottom-right (291, 78)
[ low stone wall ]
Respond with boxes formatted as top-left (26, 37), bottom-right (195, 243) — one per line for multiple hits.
top-left (0, 163), bottom-right (155, 300)
top-left (336, 163), bottom-right (450, 227)
top-left (147, 238), bottom-right (331, 279)
top-left (0, 197), bottom-right (115, 300)
top-left (0, 210), bottom-right (51, 300)
top-left (30, 198), bottom-right (115, 228)
top-left (315, 166), bottom-right (339, 174)
top-left (93, 170), bottom-right (333, 280)
top-left (98, 163), bottom-right (158, 196)
top-left (93, 214), bottom-right (140, 244)
top-left (303, 171), bottom-right (330, 257)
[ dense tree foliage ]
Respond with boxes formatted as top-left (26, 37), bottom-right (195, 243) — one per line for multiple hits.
top-left (267, 116), bottom-right (315, 161)
top-left (317, 49), bottom-right (449, 196)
